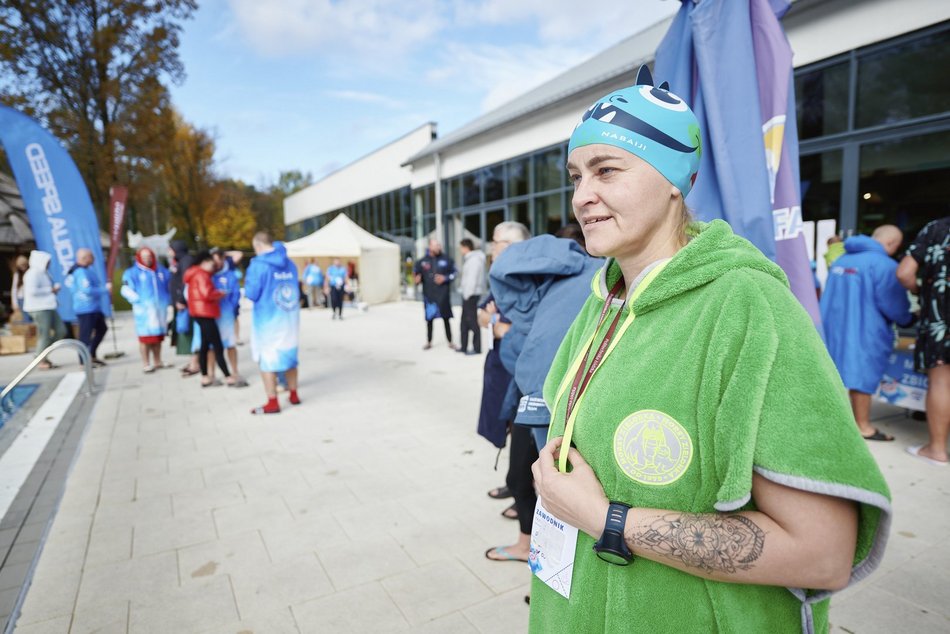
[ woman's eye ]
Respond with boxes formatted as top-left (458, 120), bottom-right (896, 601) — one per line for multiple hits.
top-left (598, 167), bottom-right (615, 176)
top-left (569, 173), bottom-right (581, 186)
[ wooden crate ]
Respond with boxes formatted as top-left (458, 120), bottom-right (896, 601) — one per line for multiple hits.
top-left (0, 335), bottom-right (27, 355)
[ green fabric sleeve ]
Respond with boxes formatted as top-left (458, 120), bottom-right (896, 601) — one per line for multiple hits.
top-left (706, 269), bottom-right (892, 594)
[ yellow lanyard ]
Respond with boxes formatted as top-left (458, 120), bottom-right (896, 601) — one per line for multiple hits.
top-left (552, 261), bottom-right (669, 472)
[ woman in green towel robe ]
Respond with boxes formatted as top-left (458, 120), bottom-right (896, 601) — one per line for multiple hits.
top-left (528, 67), bottom-right (891, 634)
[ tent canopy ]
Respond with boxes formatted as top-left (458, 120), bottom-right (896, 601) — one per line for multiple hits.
top-left (285, 214), bottom-right (401, 305)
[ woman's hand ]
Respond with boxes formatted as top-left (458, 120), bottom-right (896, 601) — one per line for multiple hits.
top-left (532, 437), bottom-right (610, 539)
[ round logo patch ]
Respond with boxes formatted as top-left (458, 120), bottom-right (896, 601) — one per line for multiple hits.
top-left (273, 283), bottom-right (297, 311)
top-left (613, 410), bottom-right (693, 486)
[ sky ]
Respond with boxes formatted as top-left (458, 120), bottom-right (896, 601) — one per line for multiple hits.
top-left (170, 0), bottom-right (679, 188)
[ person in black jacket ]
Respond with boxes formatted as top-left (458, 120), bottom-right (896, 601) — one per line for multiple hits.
top-left (414, 239), bottom-right (458, 350)
top-left (168, 239), bottom-right (199, 375)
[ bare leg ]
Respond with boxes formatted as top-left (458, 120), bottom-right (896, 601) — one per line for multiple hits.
top-left (261, 371), bottom-right (278, 399)
top-left (206, 351), bottom-right (216, 381)
top-left (234, 316), bottom-right (241, 343)
top-left (139, 342), bottom-right (149, 368)
top-left (152, 343), bottom-right (164, 368)
top-left (285, 367), bottom-right (298, 391)
top-left (849, 390), bottom-right (877, 437)
top-left (918, 365), bottom-right (950, 462)
top-left (227, 347), bottom-right (239, 377)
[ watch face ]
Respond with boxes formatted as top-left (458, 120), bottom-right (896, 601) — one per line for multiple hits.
top-left (595, 549), bottom-right (632, 566)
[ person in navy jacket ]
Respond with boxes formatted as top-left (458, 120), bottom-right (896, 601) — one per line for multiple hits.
top-left (820, 225), bottom-right (914, 441)
top-left (64, 248), bottom-right (111, 366)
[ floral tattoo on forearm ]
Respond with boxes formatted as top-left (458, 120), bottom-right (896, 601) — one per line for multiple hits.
top-left (627, 513), bottom-right (765, 574)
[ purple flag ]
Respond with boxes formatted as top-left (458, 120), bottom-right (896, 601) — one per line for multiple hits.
top-left (655, 0), bottom-right (823, 333)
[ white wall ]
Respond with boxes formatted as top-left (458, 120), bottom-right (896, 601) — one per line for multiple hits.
top-left (786, 0), bottom-right (950, 67)
top-left (284, 123), bottom-right (435, 226)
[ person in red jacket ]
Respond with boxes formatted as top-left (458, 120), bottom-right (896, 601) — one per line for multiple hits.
top-left (184, 251), bottom-right (235, 386)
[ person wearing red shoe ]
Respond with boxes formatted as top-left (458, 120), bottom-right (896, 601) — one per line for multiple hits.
top-left (245, 231), bottom-right (301, 414)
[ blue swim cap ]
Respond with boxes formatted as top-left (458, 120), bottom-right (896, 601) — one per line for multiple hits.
top-left (568, 66), bottom-right (702, 196)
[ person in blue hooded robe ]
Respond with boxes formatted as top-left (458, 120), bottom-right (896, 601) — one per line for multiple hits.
top-left (820, 225), bottom-right (913, 441)
top-left (121, 247), bottom-right (172, 372)
top-left (245, 231), bottom-right (300, 414)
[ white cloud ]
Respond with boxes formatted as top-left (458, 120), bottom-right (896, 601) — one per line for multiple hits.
top-left (426, 41), bottom-right (590, 113)
top-left (325, 90), bottom-right (406, 108)
top-left (452, 0), bottom-right (677, 43)
top-left (226, 0), bottom-right (446, 58)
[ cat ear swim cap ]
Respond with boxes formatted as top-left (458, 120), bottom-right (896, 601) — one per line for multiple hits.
top-left (568, 66), bottom-right (702, 196)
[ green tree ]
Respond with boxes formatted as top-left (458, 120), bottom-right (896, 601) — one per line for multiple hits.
top-left (0, 0), bottom-right (197, 223)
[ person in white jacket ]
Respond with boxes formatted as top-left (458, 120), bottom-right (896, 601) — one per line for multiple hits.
top-left (22, 250), bottom-right (66, 368)
top-left (457, 238), bottom-right (487, 355)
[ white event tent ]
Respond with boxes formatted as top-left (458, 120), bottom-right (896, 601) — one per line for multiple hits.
top-left (284, 214), bottom-right (400, 305)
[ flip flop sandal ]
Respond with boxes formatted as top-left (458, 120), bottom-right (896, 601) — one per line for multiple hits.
top-left (227, 379), bottom-right (250, 388)
top-left (487, 486), bottom-right (513, 499)
top-left (906, 445), bottom-right (949, 467)
top-left (862, 429), bottom-right (894, 441)
top-left (181, 368), bottom-right (200, 377)
top-left (143, 365), bottom-right (156, 374)
top-left (501, 503), bottom-right (518, 520)
top-left (484, 546), bottom-right (528, 563)
top-left (201, 379), bottom-right (223, 387)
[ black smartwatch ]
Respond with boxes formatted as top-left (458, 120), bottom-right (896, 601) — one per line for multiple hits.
top-left (593, 502), bottom-right (633, 565)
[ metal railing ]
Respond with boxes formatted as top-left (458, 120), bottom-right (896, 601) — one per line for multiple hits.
top-left (0, 339), bottom-right (95, 411)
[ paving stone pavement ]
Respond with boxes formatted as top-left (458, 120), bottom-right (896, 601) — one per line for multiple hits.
top-left (3, 301), bottom-right (949, 633)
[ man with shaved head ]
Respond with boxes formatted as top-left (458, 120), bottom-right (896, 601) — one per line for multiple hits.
top-left (414, 238), bottom-right (458, 350)
top-left (64, 248), bottom-right (111, 367)
top-left (820, 224), bottom-right (913, 440)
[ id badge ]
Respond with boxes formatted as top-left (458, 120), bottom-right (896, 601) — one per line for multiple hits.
top-left (528, 499), bottom-right (578, 599)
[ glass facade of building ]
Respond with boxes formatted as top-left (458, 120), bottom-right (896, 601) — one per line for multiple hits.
top-left (438, 142), bottom-right (573, 256)
top-left (286, 185), bottom-right (413, 241)
top-left (796, 22), bottom-right (950, 246)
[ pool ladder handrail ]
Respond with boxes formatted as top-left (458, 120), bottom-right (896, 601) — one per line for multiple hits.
top-left (0, 339), bottom-right (95, 411)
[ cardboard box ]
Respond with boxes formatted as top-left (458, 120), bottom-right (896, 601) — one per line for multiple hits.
top-left (0, 335), bottom-right (27, 355)
top-left (9, 323), bottom-right (36, 337)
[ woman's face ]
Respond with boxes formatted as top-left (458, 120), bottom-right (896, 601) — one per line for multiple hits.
top-left (141, 250), bottom-right (154, 267)
top-left (567, 144), bottom-right (678, 261)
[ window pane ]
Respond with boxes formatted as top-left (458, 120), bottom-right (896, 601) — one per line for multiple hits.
top-left (485, 208), bottom-right (505, 241)
top-left (508, 158), bottom-right (529, 197)
top-left (464, 212), bottom-right (481, 243)
top-left (462, 173), bottom-right (479, 206)
top-left (423, 214), bottom-right (436, 236)
top-left (483, 165), bottom-right (504, 202)
top-left (795, 62), bottom-right (849, 140)
top-left (857, 29), bottom-right (950, 128)
top-left (858, 129), bottom-right (950, 248)
top-left (800, 150), bottom-right (842, 222)
top-left (535, 193), bottom-right (564, 235)
top-left (534, 147), bottom-right (562, 192)
top-left (511, 201), bottom-right (531, 233)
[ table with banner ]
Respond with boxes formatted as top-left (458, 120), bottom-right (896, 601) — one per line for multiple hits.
top-left (874, 337), bottom-right (928, 412)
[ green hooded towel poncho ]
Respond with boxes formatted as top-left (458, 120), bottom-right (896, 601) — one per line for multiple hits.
top-left (530, 220), bottom-right (891, 634)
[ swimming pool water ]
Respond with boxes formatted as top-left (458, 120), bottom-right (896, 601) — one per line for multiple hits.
top-left (0, 384), bottom-right (39, 426)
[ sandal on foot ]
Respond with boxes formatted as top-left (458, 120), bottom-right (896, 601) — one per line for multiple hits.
top-left (201, 379), bottom-right (222, 388)
top-left (487, 486), bottom-right (512, 500)
top-left (143, 365), bottom-right (156, 374)
top-left (906, 445), bottom-right (949, 467)
top-left (484, 546), bottom-right (528, 563)
top-left (181, 367), bottom-right (199, 377)
top-left (501, 503), bottom-right (518, 520)
top-left (862, 429), bottom-right (894, 441)
top-left (226, 379), bottom-right (249, 388)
